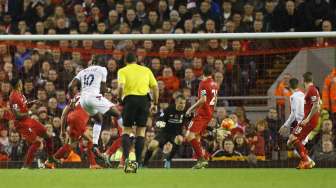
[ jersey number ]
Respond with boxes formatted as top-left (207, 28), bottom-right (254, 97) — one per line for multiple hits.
top-left (294, 126), bottom-right (303, 135)
top-left (210, 89), bottom-right (218, 106)
top-left (83, 74), bottom-right (94, 86)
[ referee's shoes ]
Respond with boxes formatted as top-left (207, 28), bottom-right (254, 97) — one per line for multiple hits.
top-left (124, 159), bottom-right (138, 173)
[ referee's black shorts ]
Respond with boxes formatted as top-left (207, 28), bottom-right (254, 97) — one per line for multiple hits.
top-left (122, 95), bottom-right (150, 127)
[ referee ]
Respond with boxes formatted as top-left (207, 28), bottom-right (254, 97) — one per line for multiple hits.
top-left (117, 52), bottom-right (159, 173)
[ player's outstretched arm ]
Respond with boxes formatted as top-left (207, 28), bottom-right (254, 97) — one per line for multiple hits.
top-left (186, 95), bottom-right (206, 116)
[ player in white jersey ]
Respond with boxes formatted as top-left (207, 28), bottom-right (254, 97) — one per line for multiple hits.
top-left (68, 59), bottom-right (120, 148)
top-left (279, 78), bottom-right (305, 133)
top-left (279, 78), bottom-right (314, 165)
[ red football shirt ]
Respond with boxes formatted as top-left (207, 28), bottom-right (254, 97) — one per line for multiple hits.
top-left (195, 77), bottom-right (218, 119)
top-left (304, 85), bottom-right (320, 119)
top-left (9, 91), bottom-right (28, 113)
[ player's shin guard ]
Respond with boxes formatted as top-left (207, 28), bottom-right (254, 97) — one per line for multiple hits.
top-left (135, 136), bottom-right (145, 164)
top-left (24, 141), bottom-right (41, 167)
top-left (293, 139), bottom-right (308, 161)
top-left (93, 123), bottom-right (102, 145)
top-left (54, 144), bottom-right (72, 159)
top-left (107, 136), bottom-right (122, 156)
top-left (121, 134), bottom-right (131, 159)
top-left (190, 139), bottom-right (203, 159)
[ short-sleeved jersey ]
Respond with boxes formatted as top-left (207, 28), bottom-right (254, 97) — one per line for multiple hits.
top-left (117, 63), bottom-right (157, 97)
top-left (195, 77), bottom-right (218, 119)
top-left (9, 91), bottom-right (28, 113)
top-left (304, 85), bottom-right (320, 119)
top-left (75, 65), bottom-right (107, 96)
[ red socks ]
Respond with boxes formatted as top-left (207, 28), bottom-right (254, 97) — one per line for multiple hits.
top-left (86, 141), bottom-right (97, 166)
top-left (294, 140), bottom-right (308, 161)
top-left (107, 137), bottom-right (122, 156)
top-left (190, 139), bottom-right (203, 159)
top-left (45, 137), bottom-right (54, 157)
top-left (54, 144), bottom-right (72, 159)
top-left (24, 141), bottom-right (41, 167)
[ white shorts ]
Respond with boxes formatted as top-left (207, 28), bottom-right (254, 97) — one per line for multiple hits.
top-left (80, 94), bottom-right (114, 116)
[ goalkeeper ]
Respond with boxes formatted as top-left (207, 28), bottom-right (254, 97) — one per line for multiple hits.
top-left (143, 95), bottom-right (188, 168)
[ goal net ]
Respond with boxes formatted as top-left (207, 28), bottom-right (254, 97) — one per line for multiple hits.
top-left (0, 33), bottom-right (335, 168)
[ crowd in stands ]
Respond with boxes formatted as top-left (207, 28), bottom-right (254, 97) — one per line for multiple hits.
top-left (0, 0), bottom-right (336, 166)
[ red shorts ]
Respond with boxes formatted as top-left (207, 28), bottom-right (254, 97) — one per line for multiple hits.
top-left (292, 118), bottom-right (318, 142)
top-left (188, 117), bottom-right (211, 134)
top-left (15, 118), bottom-right (47, 143)
top-left (67, 114), bottom-right (87, 140)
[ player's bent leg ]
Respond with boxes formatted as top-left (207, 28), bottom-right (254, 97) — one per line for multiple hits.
top-left (23, 140), bottom-right (42, 168)
top-left (92, 113), bottom-right (103, 147)
top-left (105, 106), bottom-right (121, 118)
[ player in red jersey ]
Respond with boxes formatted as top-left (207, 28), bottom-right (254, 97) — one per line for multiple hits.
top-left (50, 95), bottom-right (101, 169)
top-left (186, 65), bottom-right (218, 169)
top-left (9, 78), bottom-right (54, 168)
top-left (97, 105), bottom-right (124, 168)
top-left (288, 72), bottom-right (320, 169)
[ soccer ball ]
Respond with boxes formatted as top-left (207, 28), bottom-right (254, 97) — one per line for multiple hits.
top-left (221, 118), bottom-right (236, 130)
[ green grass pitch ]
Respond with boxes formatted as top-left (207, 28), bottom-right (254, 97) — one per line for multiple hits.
top-left (0, 169), bottom-right (335, 188)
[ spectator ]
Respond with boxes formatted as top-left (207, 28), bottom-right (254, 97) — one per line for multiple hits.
top-left (172, 59), bottom-right (184, 79)
top-left (275, 73), bottom-right (292, 121)
top-left (214, 72), bottom-right (226, 97)
top-left (265, 108), bottom-right (282, 149)
top-left (233, 133), bottom-right (250, 156)
top-left (56, 90), bottom-right (67, 110)
top-left (149, 58), bottom-right (162, 77)
top-left (212, 138), bottom-right (242, 158)
top-left (180, 68), bottom-right (200, 96)
top-left (0, 126), bottom-right (9, 148)
top-left (216, 107), bottom-right (228, 125)
top-left (272, 0), bottom-right (299, 32)
top-left (312, 140), bottom-right (336, 161)
top-left (304, 0), bottom-right (334, 31)
top-left (247, 127), bottom-right (265, 158)
top-left (4, 131), bottom-right (28, 161)
top-left (158, 67), bottom-right (180, 93)
top-left (256, 119), bottom-right (271, 158)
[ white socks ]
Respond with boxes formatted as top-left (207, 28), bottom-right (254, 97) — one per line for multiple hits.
top-left (93, 123), bottom-right (102, 145)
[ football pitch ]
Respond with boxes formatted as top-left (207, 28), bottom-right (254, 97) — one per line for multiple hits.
top-left (0, 168), bottom-right (335, 188)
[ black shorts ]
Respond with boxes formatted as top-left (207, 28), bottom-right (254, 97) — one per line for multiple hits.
top-left (155, 132), bottom-right (179, 148)
top-left (122, 95), bottom-right (150, 127)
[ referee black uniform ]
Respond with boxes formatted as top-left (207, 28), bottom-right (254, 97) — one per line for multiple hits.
top-left (117, 53), bottom-right (158, 168)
